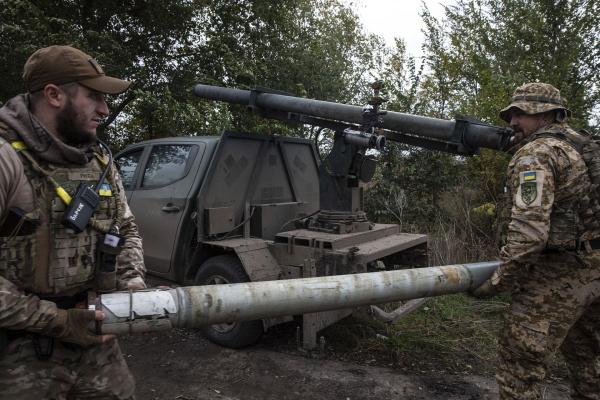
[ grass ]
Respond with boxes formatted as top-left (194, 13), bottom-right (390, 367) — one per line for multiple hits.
top-left (383, 294), bottom-right (507, 370)
top-left (320, 218), bottom-right (509, 374)
top-left (322, 293), bottom-right (509, 374)
top-left (321, 290), bottom-right (567, 381)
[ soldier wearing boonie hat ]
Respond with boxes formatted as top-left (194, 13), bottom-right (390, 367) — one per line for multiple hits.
top-left (471, 83), bottom-right (600, 399)
top-left (499, 82), bottom-right (571, 123)
top-left (0, 46), bottom-right (145, 399)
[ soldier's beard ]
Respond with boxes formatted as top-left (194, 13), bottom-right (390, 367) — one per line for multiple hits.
top-left (56, 99), bottom-right (97, 146)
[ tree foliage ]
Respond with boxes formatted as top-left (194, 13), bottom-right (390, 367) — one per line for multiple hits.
top-left (420, 0), bottom-right (600, 128)
top-left (0, 0), bottom-right (380, 146)
top-left (1, 0), bottom-right (207, 144)
top-left (367, 0), bottom-right (599, 242)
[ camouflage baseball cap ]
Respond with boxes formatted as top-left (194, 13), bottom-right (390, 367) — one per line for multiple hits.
top-left (23, 45), bottom-right (130, 94)
top-left (499, 82), bottom-right (571, 122)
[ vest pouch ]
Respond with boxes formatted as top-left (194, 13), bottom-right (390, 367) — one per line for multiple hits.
top-left (0, 232), bottom-right (37, 288)
top-left (96, 233), bottom-right (124, 292)
top-left (547, 206), bottom-right (580, 248)
top-left (96, 270), bottom-right (116, 293)
top-left (536, 128), bottom-right (600, 239)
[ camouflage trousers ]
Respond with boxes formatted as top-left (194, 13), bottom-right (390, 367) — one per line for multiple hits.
top-left (497, 251), bottom-right (600, 400)
top-left (0, 335), bottom-right (135, 399)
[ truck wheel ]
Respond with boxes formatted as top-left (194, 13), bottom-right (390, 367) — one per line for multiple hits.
top-left (194, 254), bottom-right (263, 348)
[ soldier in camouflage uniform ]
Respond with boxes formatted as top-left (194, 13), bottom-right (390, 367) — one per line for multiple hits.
top-left (472, 83), bottom-right (600, 399)
top-left (0, 46), bottom-right (146, 399)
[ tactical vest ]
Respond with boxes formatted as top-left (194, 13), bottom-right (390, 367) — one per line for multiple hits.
top-left (536, 127), bottom-right (600, 239)
top-left (497, 124), bottom-right (600, 251)
top-left (0, 124), bottom-right (121, 296)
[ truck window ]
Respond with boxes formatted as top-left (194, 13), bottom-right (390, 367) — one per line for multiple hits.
top-left (142, 144), bottom-right (197, 188)
top-left (117, 149), bottom-right (143, 190)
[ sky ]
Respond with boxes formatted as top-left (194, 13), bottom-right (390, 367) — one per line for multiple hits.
top-left (342, 0), bottom-right (452, 56)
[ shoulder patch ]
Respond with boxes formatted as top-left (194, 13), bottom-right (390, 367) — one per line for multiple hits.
top-left (516, 170), bottom-right (544, 207)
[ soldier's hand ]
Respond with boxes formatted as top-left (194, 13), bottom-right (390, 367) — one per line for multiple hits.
top-left (469, 279), bottom-right (498, 299)
top-left (44, 308), bottom-right (115, 347)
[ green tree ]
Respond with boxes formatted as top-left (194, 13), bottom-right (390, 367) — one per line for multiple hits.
top-left (420, 0), bottom-right (600, 128)
top-left (0, 0), bottom-right (213, 143)
top-left (415, 0), bottom-right (600, 207)
top-left (1, 0), bottom-right (382, 146)
top-left (192, 0), bottom-right (384, 137)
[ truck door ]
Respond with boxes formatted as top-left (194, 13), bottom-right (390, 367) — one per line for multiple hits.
top-left (128, 143), bottom-right (204, 274)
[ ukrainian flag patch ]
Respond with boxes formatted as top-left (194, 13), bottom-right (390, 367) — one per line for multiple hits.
top-left (99, 183), bottom-right (112, 197)
top-left (523, 171), bottom-right (537, 182)
top-left (517, 170), bottom-right (545, 208)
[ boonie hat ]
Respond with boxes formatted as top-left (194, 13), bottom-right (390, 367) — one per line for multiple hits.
top-left (499, 82), bottom-right (571, 122)
top-left (23, 45), bottom-right (130, 94)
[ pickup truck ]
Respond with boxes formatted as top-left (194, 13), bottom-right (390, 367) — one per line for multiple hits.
top-left (115, 131), bottom-right (427, 348)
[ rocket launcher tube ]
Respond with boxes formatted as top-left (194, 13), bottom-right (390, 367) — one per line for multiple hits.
top-left (193, 85), bottom-right (513, 154)
top-left (97, 261), bottom-right (500, 336)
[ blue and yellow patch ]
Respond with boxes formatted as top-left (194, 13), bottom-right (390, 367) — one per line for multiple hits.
top-left (99, 183), bottom-right (113, 197)
top-left (523, 171), bottom-right (537, 182)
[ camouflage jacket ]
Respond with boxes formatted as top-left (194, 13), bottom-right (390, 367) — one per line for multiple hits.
top-left (0, 94), bottom-right (145, 333)
top-left (495, 122), bottom-right (593, 289)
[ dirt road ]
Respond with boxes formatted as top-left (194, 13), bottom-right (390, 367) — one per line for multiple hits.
top-left (120, 328), bottom-right (570, 400)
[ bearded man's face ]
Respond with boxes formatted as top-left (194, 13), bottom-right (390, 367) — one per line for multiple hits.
top-left (56, 84), bottom-right (108, 145)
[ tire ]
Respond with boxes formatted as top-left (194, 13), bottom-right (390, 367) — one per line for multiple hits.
top-left (194, 254), bottom-right (263, 348)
